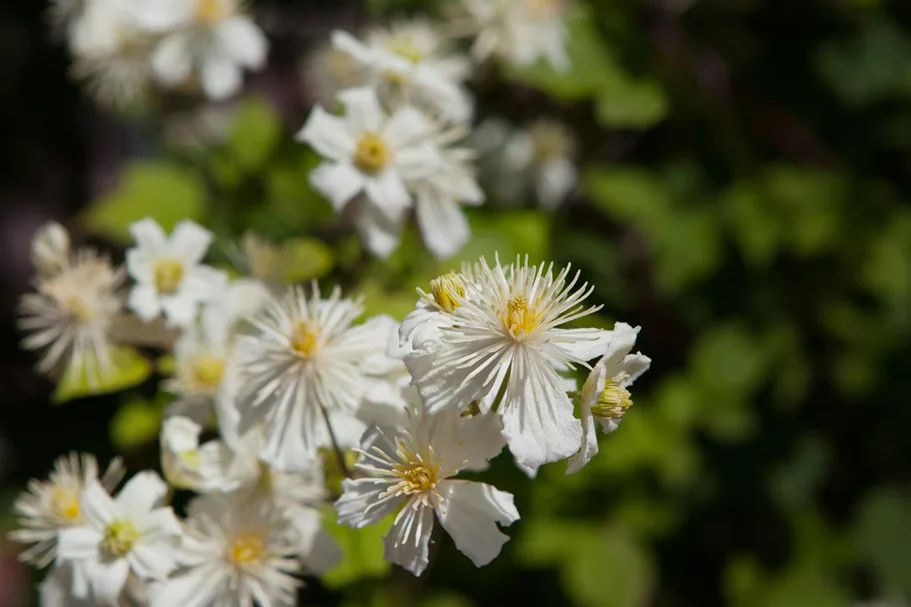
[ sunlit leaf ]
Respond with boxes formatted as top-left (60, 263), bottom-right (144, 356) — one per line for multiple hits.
top-left (53, 346), bottom-right (153, 404)
top-left (322, 509), bottom-right (394, 588)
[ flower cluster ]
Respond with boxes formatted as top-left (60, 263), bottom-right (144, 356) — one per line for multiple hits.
top-left (13, 215), bottom-right (650, 604)
top-left (56, 0), bottom-right (267, 107)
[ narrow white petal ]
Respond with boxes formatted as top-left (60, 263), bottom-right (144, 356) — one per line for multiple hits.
top-left (565, 395), bottom-right (598, 475)
top-left (309, 162), bottom-right (365, 211)
top-left (296, 106), bottom-right (356, 161)
top-left (382, 106), bottom-right (432, 148)
top-left (151, 34), bottom-right (192, 86)
top-left (415, 190), bottom-right (470, 259)
top-left (169, 221), bottom-right (213, 265)
top-left (354, 200), bottom-right (405, 259)
top-left (80, 481), bottom-right (118, 527)
top-left (383, 502), bottom-right (433, 576)
top-left (336, 478), bottom-right (401, 528)
top-left (90, 558), bottom-right (130, 606)
top-left (130, 218), bottom-right (168, 254)
top-left (436, 480), bottom-right (518, 567)
top-left (217, 17), bottom-right (268, 68)
top-left (115, 471), bottom-right (167, 515)
top-left (128, 285), bottom-right (162, 321)
top-left (201, 53), bottom-right (242, 100)
top-left (364, 171), bottom-right (410, 216)
top-left (57, 527), bottom-right (103, 561)
top-left (338, 87), bottom-right (384, 133)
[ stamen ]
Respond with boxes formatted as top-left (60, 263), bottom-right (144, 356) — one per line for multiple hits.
top-left (50, 487), bottom-right (81, 522)
top-left (353, 132), bottom-right (391, 174)
top-left (289, 321), bottom-right (320, 358)
top-left (228, 533), bottom-right (265, 565)
top-left (103, 520), bottom-right (140, 557)
top-left (154, 260), bottom-right (184, 295)
top-left (591, 378), bottom-right (634, 420)
top-left (430, 273), bottom-right (466, 312)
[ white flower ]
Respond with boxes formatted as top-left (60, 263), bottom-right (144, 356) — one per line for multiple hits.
top-left (234, 283), bottom-right (398, 470)
top-left (148, 492), bottom-right (299, 607)
top-left (57, 472), bottom-right (182, 606)
top-left (413, 127), bottom-right (484, 259)
top-left (461, 0), bottom-right (570, 71)
top-left (296, 86), bottom-right (442, 258)
top-left (402, 256), bottom-right (611, 472)
top-left (332, 21), bottom-right (473, 123)
top-left (9, 453), bottom-right (124, 568)
top-left (503, 120), bottom-right (577, 209)
top-left (31, 222), bottom-right (71, 277)
top-left (567, 322), bottom-right (651, 474)
top-left (19, 247), bottom-right (125, 383)
top-left (160, 417), bottom-right (232, 491)
top-left (164, 279), bottom-right (269, 420)
top-left (126, 218), bottom-right (228, 328)
top-left (336, 405), bottom-right (515, 576)
top-left (38, 561), bottom-right (96, 607)
top-left (301, 43), bottom-right (364, 106)
top-left (132, 0), bottom-right (268, 100)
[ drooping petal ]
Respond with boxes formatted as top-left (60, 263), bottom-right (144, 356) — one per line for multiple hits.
top-left (550, 328), bottom-right (613, 365)
top-left (338, 86), bottom-right (384, 134)
top-left (296, 106), bottom-right (356, 162)
top-left (309, 162), bottom-right (365, 211)
top-left (565, 392), bottom-right (598, 475)
top-left (217, 17), bottom-right (267, 68)
top-left (616, 352), bottom-right (652, 388)
top-left (354, 199), bottom-right (406, 259)
top-left (436, 480), bottom-right (518, 567)
top-left (90, 558), bottom-right (130, 606)
top-left (383, 501), bottom-right (434, 576)
top-left (415, 188), bottom-right (470, 259)
top-left (364, 171), bottom-right (410, 217)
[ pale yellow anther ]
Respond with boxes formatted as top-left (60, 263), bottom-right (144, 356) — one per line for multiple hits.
top-left (50, 487), bottom-right (81, 522)
top-left (229, 534), bottom-right (265, 565)
top-left (392, 440), bottom-right (440, 495)
top-left (353, 132), bottom-right (391, 174)
top-left (192, 355), bottom-right (226, 391)
top-left (503, 294), bottom-right (541, 338)
top-left (591, 379), bottom-right (634, 420)
top-left (386, 37), bottom-right (424, 64)
top-left (430, 273), bottom-right (466, 312)
top-left (64, 296), bottom-right (93, 322)
top-left (195, 0), bottom-right (230, 24)
top-left (154, 260), bottom-right (184, 295)
top-left (290, 321), bottom-right (320, 358)
top-left (104, 520), bottom-right (140, 557)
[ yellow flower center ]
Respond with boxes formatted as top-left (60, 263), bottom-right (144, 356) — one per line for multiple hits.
top-left (196, 0), bottom-right (231, 24)
top-left (290, 321), bottom-right (320, 358)
top-left (64, 295), bottom-right (94, 322)
top-left (392, 440), bottom-right (440, 495)
top-left (154, 260), bottom-right (184, 295)
top-left (103, 520), bottom-right (140, 558)
top-left (502, 295), bottom-right (542, 338)
top-left (353, 132), bottom-right (391, 174)
top-left (386, 37), bottom-right (424, 64)
top-left (229, 533), bottom-right (265, 565)
top-left (430, 273), bottom-right (466, 312)
top-left (50, 487), bottom-right (81, 522)
top-left (178, 449), bottom-right (201, 469)
top-left (192, 355), bottom-right (225, 391)
top-left (591, 379), bottom-right (634, 420)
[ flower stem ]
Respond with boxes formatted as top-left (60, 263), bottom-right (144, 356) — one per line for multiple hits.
top-left (319, 402), bottom-right (350, 478)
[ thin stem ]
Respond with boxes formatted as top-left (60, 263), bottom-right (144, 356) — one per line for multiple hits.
top-left (319, 402), bottom-right (351, 478)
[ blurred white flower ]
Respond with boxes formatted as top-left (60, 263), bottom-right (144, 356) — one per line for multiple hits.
top-left (504, 120), bottom-right (578, 209)
top-left (10, 453), bottom-right (124, 568)
top-left (233, 283), bottom-right (398, 470)
top-left (160, 417), bottom-right (232, 491)
top-left (38, 561), bottom-right (96, 607)
top-left (132, 0), bottom-right (268, 100)
top-left (403, 256), bottom-right (610, 472)
top-left (149, 492), bottom-right (299, 607)
top-left (566, 322), bottom-right (651, 474)
top-left (31, 222), bottom-right (71, 277)
top-left (126, 218), bottom-right (228, 329)
top-left (57, 472), bottom-right (182, 606)
top-left (19, 246), bottom-right (125, 383)
top-left (461, 0), bottom-right (571, 71)
top-left (296, 86), bottom-right (442, 258)
top-left (302, 43), bottom-right (364, 106)
top-left (337, 405), bottom-right (514, 576)
top-left (332, 20), bottom-right (473, 122)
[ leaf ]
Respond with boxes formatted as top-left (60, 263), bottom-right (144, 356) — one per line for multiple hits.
top-left (855, 489), bottom-right (911, 599)
top-left (280, 238), bottom-right (335, 284)
top-left (109, 396), bottom-right (166, 452)
top-left (53, 346), bottom-right (153, 404)
top-left (82, 161), bottom-right (206, 243)
top-left (321, 510), bottom-right (394, 589)
top-left (227, 96), bottom-right (283, 171)
top-left (594, 76), bottom-right (668, 128)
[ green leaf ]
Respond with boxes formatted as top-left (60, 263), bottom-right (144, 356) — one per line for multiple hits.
top-left (82, 161), bottom-right (206, 243)
top-left (53, 346), bottom-right (153, 404)
top-left (280, 238), bottom-right (335, 284)
top-left (227, 96), bottom-right (282, 171)
top-left (855, 489), bottom-right (911, 599)
top-left (322, 509), bottom-right (394, 588)
top-left (109, 396), bottom-right (166, 452)
top-left (594, 76), bottom-right (668, 128)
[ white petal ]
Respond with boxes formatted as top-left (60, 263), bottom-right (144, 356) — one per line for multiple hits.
top-left (617, 352), bottom-right (652, 388)
top-left (394, 141), bottom-right (442, 181)
top-left (338, 86), bottom-right (384, 133)
top-left (309, 162), bottom-right (365, 211)
top-left (115, 471), bottom-right (167, 516)
top-left (500, 355), bottom-right (582, 471)
top-left (354, 200), bottom-right (405, 259)
top-left (151, 34), bottom-right (192, 86)
top-left (538, 157), bottom-right (577, 210)
top-left (148, 565), bottom-right (225, 607)
top-left (217, 17), bottom-right (267, 68)
top-left (128, 542), bottom-right (177, 581)
top-left (383, 501), bottom-right (434, 576)
top-left (436, 481), bottom-right (518, 567)
top-left (90, 558), bottom-right (130, 606)
top-left (201, 52), bottom-right (242, 100)
top-left (161, 293), bottom-right (199, 328)
top-left (57, 527), bottom-right (103, 561)
top-left (128, 285), bottom-right (162, 321)
top-left (452, 413), bottom-right (506, 471)
top-left (364, 171), bottom-right (410, 216)
top-left (415, 189), bottom-right (470, 259)
top-left (331, 30), bottom-right (375, 66)
top-left (168, 221), bottom-right (213, 265)
top-left (565, 394), bottom-right (598, 475)
top-left (551, 328), bottom-right (614, 365)
top-left (382, 106), bottom-right (432, 148)
top-left (130, 218), bottom-right (168, 254)
top-left (296, 106), bottom-right (356, 161)
top-left (80, 480), bottom-right (118, 527)
top-left (336, 477), bottom-right (401, 528)
top-left (130, 0), bottom-right (192, 31)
